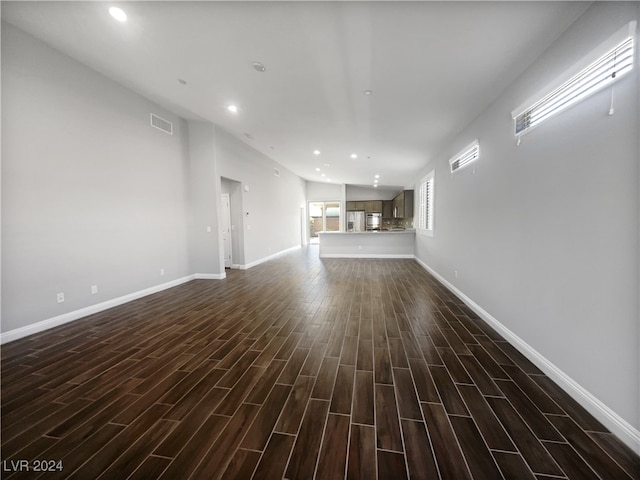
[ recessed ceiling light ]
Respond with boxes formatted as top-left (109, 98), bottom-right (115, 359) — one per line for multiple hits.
top-left (364, 90), bottom-right (373, 95)
top-left (374, 179), bottom-right (379, 184)
top-left (373, 184), bottom-right (378, 188)
top-left (315, 168), bottom-right (321, 172)
top-left (227, 105), bottom-right (238, 113)
top-left (252, 62), bottom-right (266, 72)
top-left (109, 6), bottom-right (127, 22)
top-left (321, 173), bottom-right (326, 177)
top-left (374, 174), bottom-right (380, 179)
top-left (324, 163), bottom-right (331, 167)
top-left (313, 150), bottom-right (321, 155)
top-left (327, 178), bottom-right (332, 182)
top-left (350, 153), bottom-right (358, 159)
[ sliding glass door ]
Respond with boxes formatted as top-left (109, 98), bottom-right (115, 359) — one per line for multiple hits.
top-left (309, 201), bottom-right (341, 244)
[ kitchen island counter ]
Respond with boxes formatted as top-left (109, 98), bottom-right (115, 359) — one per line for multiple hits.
top-left (318, 230), bottom-right (415, 258)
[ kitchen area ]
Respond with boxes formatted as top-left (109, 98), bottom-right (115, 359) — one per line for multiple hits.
top-left (345, 189), bottom-right (414, 232)
top-left (318, 185), bottom-right (416, 258)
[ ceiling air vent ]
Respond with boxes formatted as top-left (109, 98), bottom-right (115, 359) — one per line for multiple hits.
top-left (274, 168), bottom-right (280, 177)
top-left (150, 113), bottom-right (173, 135)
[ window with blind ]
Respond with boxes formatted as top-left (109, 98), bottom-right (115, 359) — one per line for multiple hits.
top-left (419, 170), bottom-right (434, 236)
top-left (449, 140), bottom-right (479, 174)
top-left (513, 34), bottom-right (634, 138)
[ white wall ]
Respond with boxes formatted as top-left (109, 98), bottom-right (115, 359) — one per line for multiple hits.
top-left (414, 2), bottom-right (639, 440)
top-left (346, 184), bottom-right (398, 201)
top-left (306, 181), bottom-right (343, 201)
top-left (1, 23), bottom-right (192, 333)
top-left (215, 128), bottom-right (306, 266)
top-left (1, 23), bottom-right (308, 337)
top-left (187, 121), bottom-right (223, 277)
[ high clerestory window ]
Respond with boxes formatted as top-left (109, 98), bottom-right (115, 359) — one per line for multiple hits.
top-left (449, 140), bottom-right (479, 174)
top-left (512, 22), bottom-right (635, 140)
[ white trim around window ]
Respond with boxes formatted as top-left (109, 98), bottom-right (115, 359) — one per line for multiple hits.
top-left (511, 21), bottom-right (636, 140)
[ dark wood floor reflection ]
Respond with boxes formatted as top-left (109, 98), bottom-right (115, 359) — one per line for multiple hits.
top-left (2, 246), bottom-right (639, 479)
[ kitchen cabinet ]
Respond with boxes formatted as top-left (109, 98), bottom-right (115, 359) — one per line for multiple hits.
top-left (347, 201), bottom-right (367, 211)
top-left (382, 201), bottom-right (393, 218)
top-left (347, 200), bottom-right (383, 213)
top-left (367, 200), bottom-right (383, 213)
top-left (393, 193), bottom-right (404, 218)
top-left (393, 190), bottom-right (414, 218)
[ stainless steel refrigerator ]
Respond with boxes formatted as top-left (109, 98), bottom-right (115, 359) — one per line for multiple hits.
top-left (347, 211), bottom-right (365, 232)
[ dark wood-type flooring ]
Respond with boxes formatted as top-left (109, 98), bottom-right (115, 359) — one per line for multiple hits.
top-left (2, 246), bottom-right (639, 479)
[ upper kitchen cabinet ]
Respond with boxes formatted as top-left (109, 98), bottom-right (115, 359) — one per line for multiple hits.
top-left (367, 200), bottom-right (383, 213)
top-left (346, 200), bottom-right (383, 213)
top-left (382, 201), bottom-right (393, 218)
top-left (393, 190), bottom-right (414, 218)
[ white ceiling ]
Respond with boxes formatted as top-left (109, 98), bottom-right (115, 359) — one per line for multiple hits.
top-left (2, 1), bottom-right (590, 189)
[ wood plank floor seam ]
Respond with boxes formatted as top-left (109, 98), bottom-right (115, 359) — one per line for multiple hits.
top-left (2, 246), bottom-right (639, 479)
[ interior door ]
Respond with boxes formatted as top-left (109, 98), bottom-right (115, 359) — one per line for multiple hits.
top-left (221, 193), bottom-right (232, 268)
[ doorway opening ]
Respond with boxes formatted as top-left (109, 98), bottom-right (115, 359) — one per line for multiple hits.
top-left (221, 177), bottom-right (244, 268)
top-left (221, 193), bottom-right (232, 268)
top-left (309, 201), bottom-right (341, 244)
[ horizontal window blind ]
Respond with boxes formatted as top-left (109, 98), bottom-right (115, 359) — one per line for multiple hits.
top-left (419, 180), bottom-right (426, 229)
top-left (425, 178), bottom-right (433, 230)
top-left (419, 171), bottom-right (434, 233)
top-left (449, 140), bottom-right (479, 174)
top-left (514, 37), bottom-right (634, 136)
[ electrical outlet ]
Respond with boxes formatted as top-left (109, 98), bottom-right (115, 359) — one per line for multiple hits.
top-left (57, 293), bottom-right (65, 303)
top-left (454, 269), bottom-right (458, 279)
top-left (206, 226), bottom-right (211, 233)
top-left (91, 285), bottom-right (98, 295)
top-left (160, 268), bottom-right (165, 276)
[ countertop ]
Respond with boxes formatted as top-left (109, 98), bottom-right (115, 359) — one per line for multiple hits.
top-left (318, 229), bottom-right (415, 258)
top-left (319, 229), bottom-right (415, 235)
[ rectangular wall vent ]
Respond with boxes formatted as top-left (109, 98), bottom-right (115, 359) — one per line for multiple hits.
top-left (150, 113), bottom-right (173, 135)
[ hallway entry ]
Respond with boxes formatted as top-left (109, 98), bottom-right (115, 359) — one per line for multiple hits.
top-left (221, 177), bottom-right (244, 268)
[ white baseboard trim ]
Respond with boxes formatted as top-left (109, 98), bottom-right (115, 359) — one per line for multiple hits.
top-left (193, 272), bottom-right (226, 280)
top-left (414, 256), bottom-right (640, 454)
top-left (319, 253), bottom-right (415, 259)
top-left (239, 245), bottom-right (301, 270)
top-left (0, 275), bottom-right (196, 345)
top-left (1, 247), bottom-right (300, 344)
